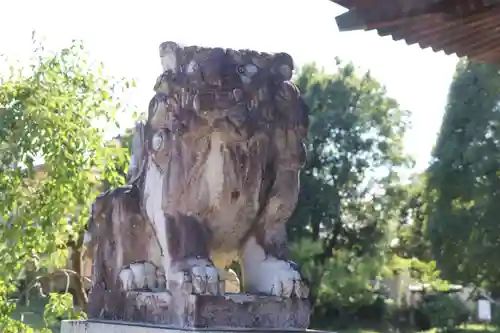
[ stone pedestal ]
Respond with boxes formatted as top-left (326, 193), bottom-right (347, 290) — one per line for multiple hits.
top-left (86, 291), bottom-right (310, 329)
top-left (61, 320), bottom-right (322, 333)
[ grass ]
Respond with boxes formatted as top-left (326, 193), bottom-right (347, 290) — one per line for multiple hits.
top-left (336, 324), bottom-right (500, 333)
top-left (439, 324), bottom-right (500, 333)
top-left (424, 324), bottom-right (500, 333)
top-left (334, 327), bottom-right (405, 333)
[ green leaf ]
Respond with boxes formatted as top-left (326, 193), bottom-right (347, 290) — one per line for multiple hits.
top-left (0, 36), bottom-right (132, 331)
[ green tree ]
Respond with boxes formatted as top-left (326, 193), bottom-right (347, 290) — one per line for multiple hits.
top-left (0, 36), bottom-right (130, 332)
top-left (289, 61), bottom-right (412, 321)
top-left (392, 174), bottom-right (432, 261)
top-left (426, 59), bottom-right (500, 294)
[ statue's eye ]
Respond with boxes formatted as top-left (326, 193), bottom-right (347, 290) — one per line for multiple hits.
top-left (237, 65), bottom-right (245, 74)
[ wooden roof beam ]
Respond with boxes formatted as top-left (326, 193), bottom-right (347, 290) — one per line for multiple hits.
top-left (333, 0), bottom-right (500, 32)
top-left (335, 8), bottom-right (434, 32)
top-left (335, 8), bottom-right (366, 31)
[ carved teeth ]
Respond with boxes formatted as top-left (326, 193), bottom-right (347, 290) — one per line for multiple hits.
top-left (167, 97), bottom-right (180, 114)
top-left (249, 98), bottom-right (258, 110)
top-left (193, 93), bottom-right (200, 112)
top-left (180, 90), bottom-right (190, 108)
top-left (232, 88), bottom-right (243, 102)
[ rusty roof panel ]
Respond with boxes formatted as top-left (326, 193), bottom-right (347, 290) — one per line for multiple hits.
top-left (331, 0), bottom-right (500, 63)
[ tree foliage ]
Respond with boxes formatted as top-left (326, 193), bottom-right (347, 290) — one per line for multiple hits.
top-left (288, 61), bottom-right (412, 319)
top-left (426, 59), bottom-right (500, 294)
top-left (0, 36), bottom-right (130, 332)
top-left (392, 174), bottom-right (432, 261)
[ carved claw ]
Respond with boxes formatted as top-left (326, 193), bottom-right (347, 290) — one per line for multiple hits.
top-left (269, 263), bottom-right (306, 298)
top-left (169, 259), bottom-right (222, 295)
top-left (248, 258), bottom-right (309, 299)
top-left (118, 261), bottom-right (165, 291)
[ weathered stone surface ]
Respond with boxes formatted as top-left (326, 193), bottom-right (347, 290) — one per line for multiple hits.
top-left (87, 291), bottom-right (310, 329)
top-left (61, 320), bottom-right (320, 333)
top-left (85, 41), bottom-right (311, 329)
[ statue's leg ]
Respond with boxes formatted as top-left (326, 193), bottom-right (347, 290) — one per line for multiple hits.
top-left (87, 187), bottom-right (166, 293)
top-left (117, 157), bottom-right (221, 295)
top-left (164, 213), bottom-right (222, 295)
top-left (241, 169), bottom-right (308, 298)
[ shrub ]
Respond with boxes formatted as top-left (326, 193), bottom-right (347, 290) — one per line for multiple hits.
top-left (417, 293), bottom-right (470, 332)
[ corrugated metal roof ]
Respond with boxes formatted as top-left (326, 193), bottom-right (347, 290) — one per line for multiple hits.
top-left (331, 0), bottom-right (500, 63)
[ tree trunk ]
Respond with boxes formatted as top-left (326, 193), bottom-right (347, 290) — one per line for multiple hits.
top-left (68, 234), bottom-right (88, 308)
top-left (311, 219), bottom-right (320, 241)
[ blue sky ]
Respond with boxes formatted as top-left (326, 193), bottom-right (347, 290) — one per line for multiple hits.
top-left (0, 0), bottom-right (459, 171)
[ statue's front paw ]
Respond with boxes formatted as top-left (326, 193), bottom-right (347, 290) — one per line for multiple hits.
top-left (118, 261), bottom-right (166, 291)
top-left (248, 259), bottom-right (309, 299)
top-left (169, 259), bottom-right (222, 295)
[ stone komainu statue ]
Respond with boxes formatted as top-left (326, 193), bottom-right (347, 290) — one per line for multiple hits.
top-left (86, 42), bottom-right (310, 315)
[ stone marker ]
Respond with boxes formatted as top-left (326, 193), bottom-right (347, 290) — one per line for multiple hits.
top-left (62, 41), bottom-right (311, 332)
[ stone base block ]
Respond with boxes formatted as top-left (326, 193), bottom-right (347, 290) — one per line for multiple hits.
top-left (86, 291), bottom-right (310, 329)
top-left (61, 320), bottom-right (321, 333)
